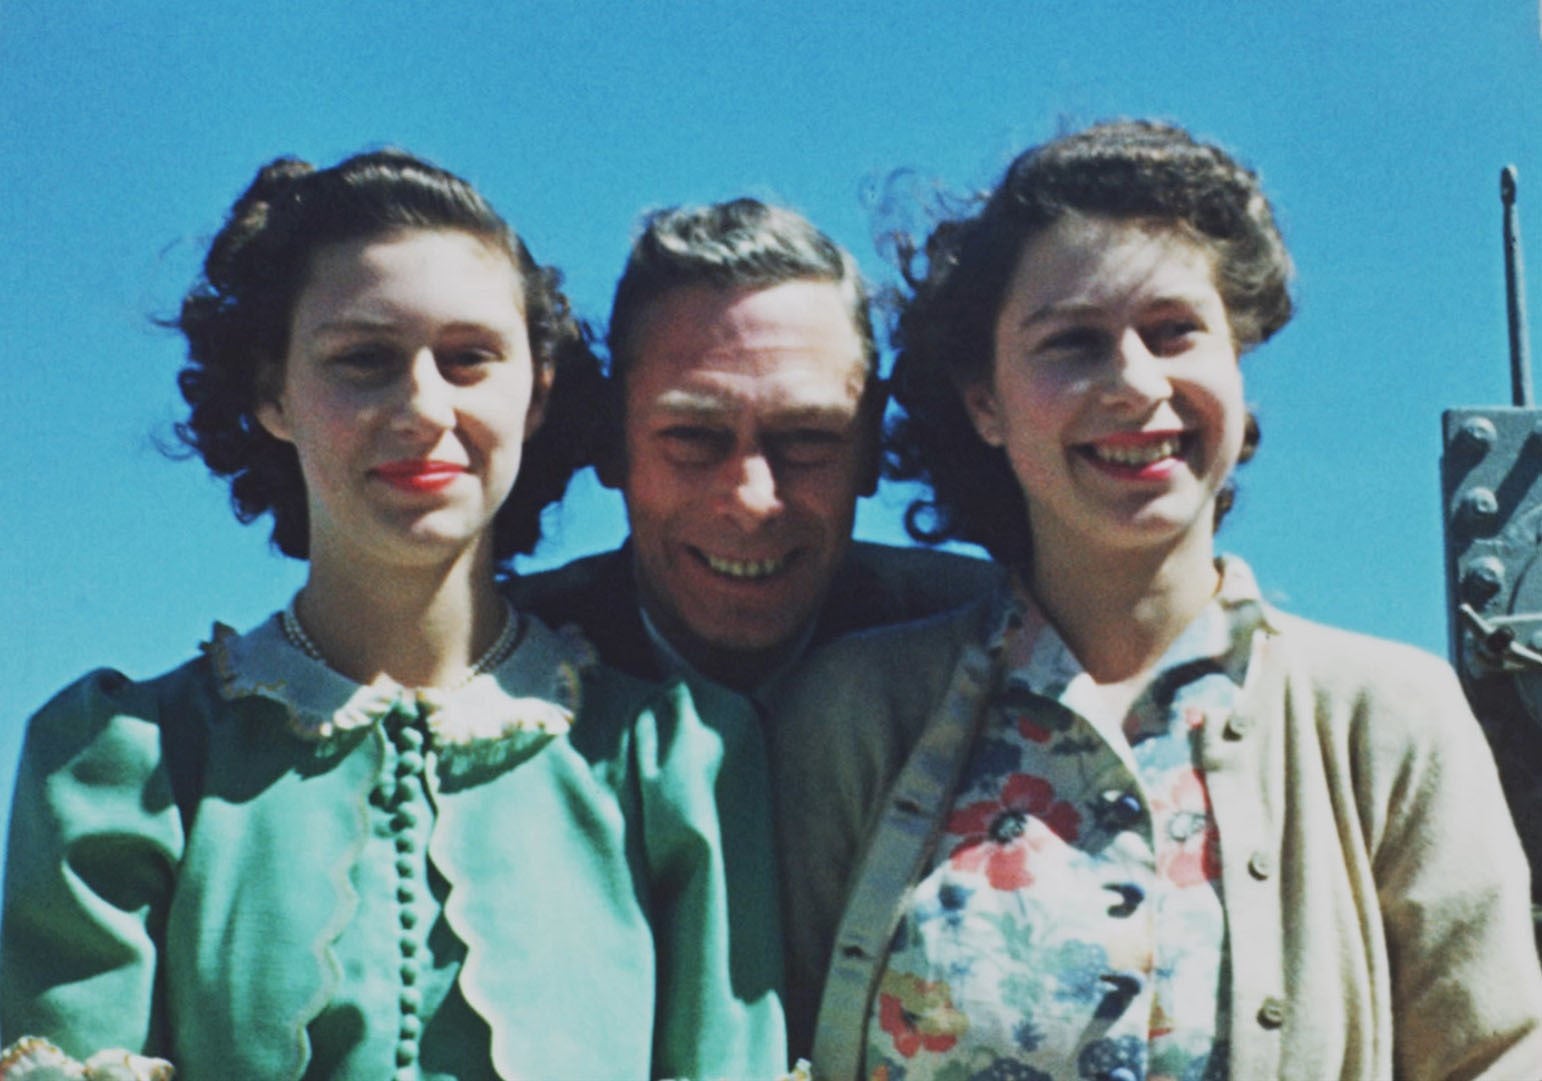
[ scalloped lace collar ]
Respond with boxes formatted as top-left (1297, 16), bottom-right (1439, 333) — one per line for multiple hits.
top-left (203, 609), bottom-right (597, 749)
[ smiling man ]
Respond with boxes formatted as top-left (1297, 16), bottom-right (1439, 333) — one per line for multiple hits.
top-left (507, 198), bottom-right (999, 694)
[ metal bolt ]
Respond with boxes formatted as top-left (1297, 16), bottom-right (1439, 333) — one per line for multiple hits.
top-left (1461, 487), bottom-right (1501, 527)
top-left (1458, 417), bottom-right (1498, 453)
top-left (1462, 557), bottom-right (1508, 604)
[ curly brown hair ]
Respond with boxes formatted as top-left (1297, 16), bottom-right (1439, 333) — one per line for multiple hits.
top-left (887, 120), bottom-right (1293, 568)
top-left (171, 148), bottom-right (602, 563)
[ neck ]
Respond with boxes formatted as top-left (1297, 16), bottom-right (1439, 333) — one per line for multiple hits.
top-left (1026, 527), bottom-right (1219, 686)
top-left (296, 541), bottom-right (506, 689)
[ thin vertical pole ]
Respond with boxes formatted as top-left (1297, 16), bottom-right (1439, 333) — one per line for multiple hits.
top-left (1502, 166), bottom-right (1533, 406)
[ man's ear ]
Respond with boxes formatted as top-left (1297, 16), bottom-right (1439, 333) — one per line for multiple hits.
top-left (855, 376), bottom-right (888, 497)
top-left (592, 373), bottom-right (626, 490)
top-left (961, 378), bottom-right (1005, 448)
top-left (524, 360), bottom-right (556, 440)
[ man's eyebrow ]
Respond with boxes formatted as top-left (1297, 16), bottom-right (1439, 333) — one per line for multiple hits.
top-left (651, 389), bottom-right (734, 417)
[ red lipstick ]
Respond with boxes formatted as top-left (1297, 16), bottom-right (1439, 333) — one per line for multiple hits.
top-left (372, 459), bottom-right (467, 493)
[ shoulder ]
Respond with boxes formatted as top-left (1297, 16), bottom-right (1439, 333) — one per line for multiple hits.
top-left (1266, 611), bottom-right (1469, 728)
top-left (802, 595), bottom-right (990, 686)
top-left (504, 547), bottom-right (630, 614)
top-left (504, 548), bottom-right (660, 679)
top-left (774, 595), bottom-right (995, 755)
top-left (22, 658), bottom-right (216, 761)
top-left (817, 542), bottom-right (1002, 639)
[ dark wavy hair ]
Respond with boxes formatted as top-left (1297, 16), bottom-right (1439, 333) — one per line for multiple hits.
top-left (171, 148), bottom-right (601, 563)
top-left (887, 120), bottom-right (1294, 568)
top-left (597, 198), bottom-right (881, 485)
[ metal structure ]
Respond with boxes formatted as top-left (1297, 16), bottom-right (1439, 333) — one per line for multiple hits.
top-left (1441, 166), bottom-right (1542, 909)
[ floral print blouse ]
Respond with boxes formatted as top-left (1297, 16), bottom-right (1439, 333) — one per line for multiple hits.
top-left (865, 559), bottom-right (1266, 1081)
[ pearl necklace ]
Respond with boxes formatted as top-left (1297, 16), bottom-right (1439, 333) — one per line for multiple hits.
top-left (280, 596), bottom-right (523, 689)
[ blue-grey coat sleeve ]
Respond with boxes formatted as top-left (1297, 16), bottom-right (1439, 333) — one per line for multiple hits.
top-left (1, 669), bottom-right (184, 1058)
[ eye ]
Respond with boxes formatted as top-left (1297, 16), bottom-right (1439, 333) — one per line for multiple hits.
top-left (330, 345), bottom-right (398, 382)
top-left (658, 426), bottom-right (733, 466)
top-left (767, 429), bottom-right (850, 468)
top-left (440, 346), bottom-right (502, 381)
top-left (1144, 318), bottom-right (1203, 354)
top-left (1036, 326), bottom-right (1106, 359)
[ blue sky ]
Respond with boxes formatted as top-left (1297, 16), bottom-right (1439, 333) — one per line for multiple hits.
top-left (3, 2), bottom-right (1540, 855)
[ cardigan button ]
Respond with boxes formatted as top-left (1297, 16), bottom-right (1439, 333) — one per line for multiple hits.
top-left (400, 1014), bottom-right (422, 1040)
top-left (401, 962), bottom-right (419, 985)
top-left (395, 723), bottom-right (425, 750)
top-left (1257, 995), bottom-right (1287, 1028)
top-left (1248, 850), bottom-right (1275, 880)
top-left (395, 1039), bottom-right (419, 1066)
top-left (400, 987), bottom-right (423, 1015)
top-left (391, 805), bottom-right (421, 831)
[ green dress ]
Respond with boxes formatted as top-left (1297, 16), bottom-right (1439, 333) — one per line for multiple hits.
top-left (2, 612), bottom-right (787, 1079)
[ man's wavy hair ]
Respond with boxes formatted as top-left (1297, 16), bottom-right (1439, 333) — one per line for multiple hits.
top-left (171, 148), bottom-right (602, 563)
top-left (887, 119), bottom-right (1294, 568)
top-left (598, 198), bottom-right (881, 486)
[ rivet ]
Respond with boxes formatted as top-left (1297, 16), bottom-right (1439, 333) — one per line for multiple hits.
top-left (1458, 416), bottom-right (1497, 453)
top-left (1462, 557), bottom-right (1508, 604)
top-left (1461, 487), bottom-right (1500, 527)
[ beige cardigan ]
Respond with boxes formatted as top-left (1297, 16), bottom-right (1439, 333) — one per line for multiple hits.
top-left (771, 592), bottom-right (1542, 1080)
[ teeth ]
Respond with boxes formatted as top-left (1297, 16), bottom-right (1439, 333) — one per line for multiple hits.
top-left (705, 553), bottom-right (789, 580)
top-left (1092, 436), bottom-right (1181, 466)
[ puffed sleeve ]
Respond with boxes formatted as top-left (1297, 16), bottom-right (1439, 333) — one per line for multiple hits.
top-left (1364, 660), bottom-right (1542, 1079)
top-left (632, 677), bottom-right (788, 1080)
top-left (1, 670), bottom-right (184, 1059)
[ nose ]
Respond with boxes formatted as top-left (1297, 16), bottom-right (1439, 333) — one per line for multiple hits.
top-left (721, 451), bottom-right (783, 531)
top-left (394, 350), bottom-right (456, 434)
top-left (1102, 329), bottom-right (1171, 408)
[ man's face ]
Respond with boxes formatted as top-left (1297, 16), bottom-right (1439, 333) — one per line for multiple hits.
top-left (617, 280), bottom-right (874, 680)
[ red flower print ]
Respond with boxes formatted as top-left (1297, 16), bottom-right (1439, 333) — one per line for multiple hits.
top-left (1016, 716), bottom-right (1054, 743)
top-left (1153, 768), bottom-right (1220, 887)
top-left (946, 773), bottom-right (1081, 891)
top-left (876, 971), bottom-right (966, 1058)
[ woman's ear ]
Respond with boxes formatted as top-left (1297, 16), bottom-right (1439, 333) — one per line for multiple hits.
top-left (961, 378), bottom-right (1005, 447)
top-left (254, 359), bottom-right (294, 442)
top-left (523, 360), bottom-right (556, 440)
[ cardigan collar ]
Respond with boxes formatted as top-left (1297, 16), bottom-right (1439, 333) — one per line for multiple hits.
top-left (990, 554), bottom-right (1282, 732)
top-left (203, 606), bottom-right (597, 756)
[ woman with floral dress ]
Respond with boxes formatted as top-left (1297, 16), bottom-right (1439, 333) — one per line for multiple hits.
top-left (1, 149), bottom-right (786, 1080)
top-left (773, 120), bottom-right (1542, 1080)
